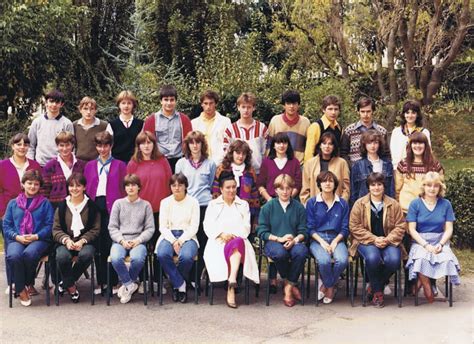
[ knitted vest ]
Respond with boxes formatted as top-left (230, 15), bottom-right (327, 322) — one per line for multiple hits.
top-left (73, 121), bottom-right (108, 161)
top-left (317, 119), bottom-right (342, 145)
top-left (110, 118), bottom-right (143, 163)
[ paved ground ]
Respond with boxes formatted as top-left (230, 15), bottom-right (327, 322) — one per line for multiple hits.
top-left (0, 257), bottom-right (472, 344)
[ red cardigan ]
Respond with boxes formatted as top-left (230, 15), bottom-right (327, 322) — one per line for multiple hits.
top-left (143, 112), bottom-right (192, 142)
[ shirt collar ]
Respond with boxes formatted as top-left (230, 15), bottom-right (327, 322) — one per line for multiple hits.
top-left (321, 115), bottom-right (339, 129)
top-left (316, 193), bottom-right (340, 211)
top-left (237, 119), bottom-right (256, 129)
top-left (44, 113), bottom-right (63, 120)
top-left (355, 120), bottom-right (376, 130)
top-left (158, 110), bottom-right (178, 119)
top-left (200, 112), bottom-right (217, 122)
top-left (78, 117), bottom-right (100, 127)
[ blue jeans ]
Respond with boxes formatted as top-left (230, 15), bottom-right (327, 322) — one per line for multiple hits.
top-left (6, 239), bottom-right (50, 292)
top-left (156, 230), bottom-right (198, 289)
top-left (110, 243), bottom-right (147, 287)
top-left (56, 244), bottom-right (95, 288)
top-left (358, 244), bottom-right (401, 293)
top-left (310, 231), bottom-right (348, 288)
top-left (264, 241), bottom-right (308, 284)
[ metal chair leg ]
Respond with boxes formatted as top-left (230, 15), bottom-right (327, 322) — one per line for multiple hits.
top-left (91, 257), bottom-right (95, 305)
top-left (449, 277), bottom-right (453, 307)
top-left (245, 277), bottom-right (250, 305)
top-left (354, 257), bottom-right (359, 297)
top-left (55, 259), bottom-right (60, 306)
top-left (350, 260), bottom-right (354, 307)
top-left (45, 260), bottom-right (50, 307)
top-left (265, 258), bottom-right (271, 306)
top-left (315, 260), bottom-right (319, 307)
top-left (345, 264), bottom-right (350, 298)
top-left (306, 255), bottom-right (311, 298)
top-left (143, 258), bottom-right (148, 306)
top-left (361, 258), bottom-right (367, 307)
top-left (106, 259), bottom-right (111, 306)
top-left (194, 259), bottom-right (199, 304)
top-left (414, 276), bottom-right (419, 306)
top-left (301, 260), bottom-right (305, 306)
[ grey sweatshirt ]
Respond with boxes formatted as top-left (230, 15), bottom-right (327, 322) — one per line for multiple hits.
top-left (108, 197), bottom-right (155, 244)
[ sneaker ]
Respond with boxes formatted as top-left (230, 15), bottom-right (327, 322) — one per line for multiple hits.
top-left (94, 286), bottom-right (103, 295)
top-left (117, 285), bottom-right (125, 299)
top-left (372, 292), bottom-right (385, 308)
top-left (120, 283), bottom-right (138, 304)
top-left (19, 288), bottom-right (32, 307)
top-left (384, 285), bottom-right (392, 296)
top-left (178, 291), bottom-right (187, 304)
top-left (57, 281), bottom-right (65, 295)
top-left (69, 288), bottom-right (80, 303)
top-left (27, 285), bottom-right (39, 296)
top-left (5, 284), bottom-right (15, 295)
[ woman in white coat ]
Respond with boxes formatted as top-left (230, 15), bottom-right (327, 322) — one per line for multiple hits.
top-left (203, 171), bottom-right (259, 308)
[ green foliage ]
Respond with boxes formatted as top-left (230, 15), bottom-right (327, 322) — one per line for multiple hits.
top-left (446, 169), bottom-right (474, 249)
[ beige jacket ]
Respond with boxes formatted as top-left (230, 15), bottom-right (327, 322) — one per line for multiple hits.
top-left (300, 155), bottom-right (350, 205)
top-left (349, 194), bottom-right (407, 258)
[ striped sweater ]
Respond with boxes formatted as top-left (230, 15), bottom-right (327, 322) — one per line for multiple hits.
top-left (266, 114), bottom-right (310, 164)
top-left (223, 119), bottom-right (268, 174)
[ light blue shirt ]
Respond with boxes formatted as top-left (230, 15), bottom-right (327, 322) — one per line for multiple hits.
top-left (155, 111), bottom-right (182, 158)
top-left (175, 158), bottom-right (216, 206)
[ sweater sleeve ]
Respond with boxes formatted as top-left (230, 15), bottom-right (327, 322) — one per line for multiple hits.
top-left (3, 200), bottom-right (17, 241)
top-left (108, 202), bottom-right (124, 243)
top-left (339, 200), bottom-right (350, 239)
top-left (179, 198), bottom-right (200, 242)
top-left (394, 167), bottom-right (404, 201)
top-left (299, 160), bottom-right (312, 205)
top-left (256, 203), bottom-right (272, 241)
top-left (159, 198), bottom-right (177, 244)
top-left (340, 130), bottom-right (351, 164)
top-left (35, 201), bottom-right (54, 241)
top-left (305, 198), bottom-right (318, 238)
top-left (340, 159), bottom-right (350, 202)
top-left (80, 207), bottom-right (100, 244)
top-left (136, 202), bottom-right (155, 244)
top-left (304, 123), bottom-right (320, 163)
top-left (41, 162), bottom-right (53, 199)
top-left (293, 159), bottom-right (303, 193)
top-left (52, 207), bottom-right (69, 244)
top-left (295, 204), bottom-right (308, 240)
top-left (27, 120), bottom-right (38, 160)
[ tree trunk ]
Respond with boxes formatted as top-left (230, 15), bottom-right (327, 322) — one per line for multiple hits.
top-left (398, 1), bottom-right (417, 92)
top-left (329, 0), bottom-right (350, 78)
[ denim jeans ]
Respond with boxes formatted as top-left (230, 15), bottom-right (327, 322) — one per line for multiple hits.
top-left (264, 241), bottom-right (308, 284)
top-left (110, 243), bottom-right (147, 287)
top-left (358, 244), bottom-right (401, 293)
top-left (310, 231), bottom-right (348, 288)
top-left (156, 230), bottom-right (198, 289)
top-left (56, 244), bottom-right (95, 288)
top-left (6, 239), bottom-right (50, 292)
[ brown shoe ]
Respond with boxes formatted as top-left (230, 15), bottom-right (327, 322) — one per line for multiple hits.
top-left (292, 286), bottom-right (302, 302)
top-left (27, 285), bottom-right (39, 296)
top-left (19, 288), bottom-right (32, 307)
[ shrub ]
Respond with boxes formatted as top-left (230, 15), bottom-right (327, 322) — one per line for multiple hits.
top-left (445, 169), bottom-right (474, 249)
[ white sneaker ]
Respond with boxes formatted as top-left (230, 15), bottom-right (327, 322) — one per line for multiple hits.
top-left (384, 285), bottom-right (392, 295)
top-left (120, 283), bottom-right (138, 304)
top-left (117, 285), bottom-right (125, 299)
top-left (5, 284), bottom-right (15, 295)
top-left (138, 281), bottom-right (147, 294)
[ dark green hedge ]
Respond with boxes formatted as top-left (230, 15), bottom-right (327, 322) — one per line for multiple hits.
top-left (446, 169), bottom-right (474, 249)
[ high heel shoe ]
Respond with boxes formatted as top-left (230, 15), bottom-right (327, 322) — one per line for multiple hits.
top-left (226, 283), bottom-right (238, 309)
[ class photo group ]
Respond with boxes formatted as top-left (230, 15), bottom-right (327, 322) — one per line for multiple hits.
top-left (0, 85), bottom-right (460, 310)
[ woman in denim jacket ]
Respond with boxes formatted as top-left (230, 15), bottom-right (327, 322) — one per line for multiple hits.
top-left (350, 130), bottom-right (394, 206)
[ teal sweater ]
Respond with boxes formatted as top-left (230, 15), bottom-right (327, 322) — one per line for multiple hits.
top-left (257, 198), bottom-right (307, 242)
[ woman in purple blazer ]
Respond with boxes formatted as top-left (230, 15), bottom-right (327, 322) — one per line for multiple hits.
top-left (0, 133), bottom-right (42, 293)
top-left (83, 131), bottom-right (127, 294)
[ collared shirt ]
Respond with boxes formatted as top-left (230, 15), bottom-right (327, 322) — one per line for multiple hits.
top-left (106, 115), bottom-right (135, 135)
top-left (306, 193), bottom-right (349, 238)
top-left (77, 117), bottom-right (101, 130)
top-left (368, 156), bottom-right (383, 173)
top-left (354, 120), bottom-right (376, 132)
top-left (199, 112), bottom-right (216, 157)
top-left (155, 111), bottom-right (183, 158)
top-left (9, 157), bottom-right (30, 181)
top-left (96, 155), bottom-right (112, 196)
top-left (320, 114), bottom-right (341, 131)
top-left (278, 199), bottom-right (290, 213)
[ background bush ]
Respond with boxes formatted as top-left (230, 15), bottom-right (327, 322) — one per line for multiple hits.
top-left (446, 169), bottom-right (474, 249)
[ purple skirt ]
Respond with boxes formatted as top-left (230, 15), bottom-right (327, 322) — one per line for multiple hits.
top-left (224, 237), bottom-right (245, 274)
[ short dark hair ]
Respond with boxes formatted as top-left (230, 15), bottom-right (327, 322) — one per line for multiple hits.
top-left (160, 85), bottom-right (178, 100)
top-left (200, 90), bottom-right (220, 104)
top-left (123, 174), bottom-right (141, 189)
top-left (400, 100), bottom-right (423, 127)
top-left (316, 171), bottom-right (339, 194)
top-left (169, 173), bottom-right (188, 189)
top-left (366, 172), bottom-right (386, 188)
top-left (44, 89), bottom-right (65, 103)
top-left (360, 130), bottom-right (385, 158)
top-left (321, 95), bottom-right (341, 111)
top-left (218, 171), bottom-right (236, 188)
top-left (94, 131), bottom-right (114, 146)
top-left (357, 97), bottom-right (375, 111)
top-left (67, 172), bottom-right (87, 187)
top-left (316, 132), bottom-right (339, 158)
top-left (281, 90), bottom-right (301, 105)
top-left (9, 133), bottom-right (30, 147)
top-left (268, 132), bottom-right (295, 160)
top-left (55, 131), bottom-right (76, 147)
top-left (21, 170), bottom-right (43, 186)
